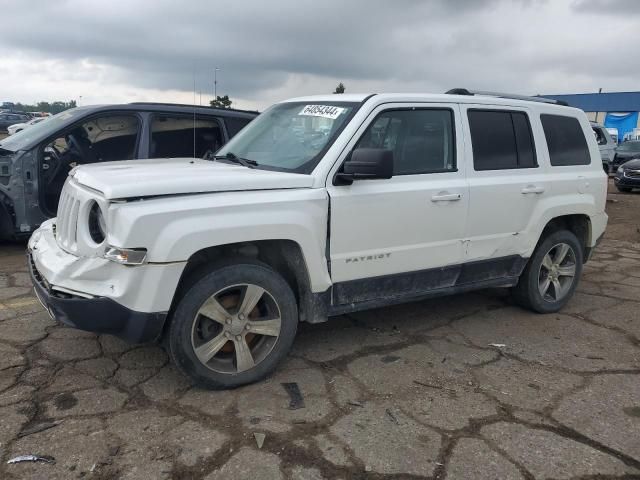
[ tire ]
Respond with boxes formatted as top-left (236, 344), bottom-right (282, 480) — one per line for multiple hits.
top-left (616, 186), bottom-right (632, 193)
top-left (168, 258), bottom-right (298, 389)
top-left (512, 230), bottom-right (583, 314)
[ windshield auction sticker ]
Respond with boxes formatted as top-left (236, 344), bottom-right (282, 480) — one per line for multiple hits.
top-left (299, 105), bottom-right (345, 120)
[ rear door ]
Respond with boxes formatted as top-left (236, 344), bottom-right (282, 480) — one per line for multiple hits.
top-left (327, 103), bottom-right (469, 304)
top-left (462, 105), bottom-right (548, 262)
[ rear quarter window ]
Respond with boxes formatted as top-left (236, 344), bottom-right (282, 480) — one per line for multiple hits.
top-left (224, 117), bottom-right (253, 138)
top-left (541, 114), bottom-right (591, 166)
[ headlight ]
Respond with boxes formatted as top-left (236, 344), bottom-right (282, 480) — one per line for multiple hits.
top-left (104, 247), bottom-right (147, 265)
top-left (617, 166), bottom-right (624, 174)
top-left (88, 201), bottom-right (106, 244)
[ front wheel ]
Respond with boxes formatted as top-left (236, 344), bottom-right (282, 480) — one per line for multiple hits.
top-left (512, 230), bottom-right (583, 314)
top-left (616, 186), bottom-right (632, 193)
top-left (168, 259), bottom-right (298, 389)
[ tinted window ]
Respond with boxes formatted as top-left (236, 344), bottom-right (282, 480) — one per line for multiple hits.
top-left (541, 114), bottom-right (591, 166)
top-left (355, 109), bottom-right (455, 175)
top-left (224, 117), bottom-right (253, 138)
top-left (468, 110), bottom-right (537, 170)
top-left (150, 115), bottom-right (223, 158)
top-left (513, 112), bottom-right (536, 168)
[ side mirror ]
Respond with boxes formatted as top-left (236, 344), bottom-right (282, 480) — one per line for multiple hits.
top-left (334, 148), bottom-right (394, 185)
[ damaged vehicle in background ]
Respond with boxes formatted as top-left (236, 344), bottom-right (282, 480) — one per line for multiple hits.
top-left (0, 103), bottom-right (257, 240)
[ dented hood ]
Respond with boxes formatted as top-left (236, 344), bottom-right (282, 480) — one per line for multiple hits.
top-left (71, 158), bottom-right (314, 199)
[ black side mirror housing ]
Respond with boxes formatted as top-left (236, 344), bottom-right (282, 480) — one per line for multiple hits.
top-left (334, 148), bottom-right (394, 185)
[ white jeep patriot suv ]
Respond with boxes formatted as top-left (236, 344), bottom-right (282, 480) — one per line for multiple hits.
top-left (28, 90), bottom-right (608, 389)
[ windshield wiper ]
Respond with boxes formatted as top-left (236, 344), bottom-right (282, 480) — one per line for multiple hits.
top-left (213, 152), bottom-right (258, 168)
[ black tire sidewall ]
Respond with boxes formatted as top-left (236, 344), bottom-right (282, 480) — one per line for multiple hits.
top-left (169, 261), bottom-right (298, 389)
top-left (522, 230), bottom-right (583, 313)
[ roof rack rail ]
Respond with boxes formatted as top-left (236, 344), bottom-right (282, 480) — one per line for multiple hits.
top-left (445, 88), bottom-right (569, 106)
top-left (128, 102), bottom-right (259, 114)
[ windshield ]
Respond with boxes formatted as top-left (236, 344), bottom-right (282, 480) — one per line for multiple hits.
top-left (0, 108), bottom-right (88, 151)
top-left (617, 141), bottom-right (640, 152)
top-left (216, 101), bottom-right (358, 173)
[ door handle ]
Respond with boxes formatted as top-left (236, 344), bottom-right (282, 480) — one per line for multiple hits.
top-left (431, 193), bottom-right (462, 202)
top-left (521, 185), bottom-right (545, 195)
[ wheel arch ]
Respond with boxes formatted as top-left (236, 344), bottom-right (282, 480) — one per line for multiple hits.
top-left (163, 239), bottom-right (328, 340)
top-left (538, 214), bottom-right (592, 262)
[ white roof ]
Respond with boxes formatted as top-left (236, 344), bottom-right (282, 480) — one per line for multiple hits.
top-left (282, 93), bottom-right (580, 114)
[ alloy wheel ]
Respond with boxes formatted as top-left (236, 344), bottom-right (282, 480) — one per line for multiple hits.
top-left (537, 242), bottom-right (577, 302)
top-left (191, 283), bottom-right (282, 374)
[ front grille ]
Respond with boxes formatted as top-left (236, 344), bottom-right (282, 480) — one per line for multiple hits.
top-left (56, 182), bottom-right (81, 252)
top-left (28, 253), bottom-right (49, 291)
top-left (625, 169), bottom-right (640, 178)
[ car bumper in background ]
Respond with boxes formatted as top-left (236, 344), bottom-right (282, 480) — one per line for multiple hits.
top-left (614, 174), bottom-right (640, 188)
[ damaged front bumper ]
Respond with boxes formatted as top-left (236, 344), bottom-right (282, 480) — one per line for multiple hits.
top-left (27, 220), bottom-right (185, 343)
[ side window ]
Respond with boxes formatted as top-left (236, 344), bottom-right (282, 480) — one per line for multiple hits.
top-left (45, 114), bottom-right (140, 166)
top-left (355, 109), bottom-right (456, 175)
top-left (592, 127), bottom-right (606, 146)
top-left (468, 110), bottom-right (537, 170)
top-left (224, 117), bottom-right (253, 138)
top-left (40, 114), bottom-right (140, 215)
top-left (541, 114), bottom-right (591, 166)
top-left (150, 115), bottom-right (223, 158)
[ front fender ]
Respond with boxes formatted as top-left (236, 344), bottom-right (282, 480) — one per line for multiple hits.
top-left (108, 188), bottom-right (332, 292)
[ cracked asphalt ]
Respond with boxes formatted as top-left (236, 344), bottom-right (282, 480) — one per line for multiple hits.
top-left (0, 181), bottom-right (639, 479)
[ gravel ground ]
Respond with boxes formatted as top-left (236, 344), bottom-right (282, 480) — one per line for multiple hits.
top-left (0, 179), bottom-right (639, 479)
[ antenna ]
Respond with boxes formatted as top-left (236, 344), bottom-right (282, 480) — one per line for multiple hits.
top-left (193, 67), bottom-right (196, 158)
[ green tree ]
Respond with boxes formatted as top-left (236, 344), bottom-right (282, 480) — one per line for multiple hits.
top-left (333, 82), bottom-right (345, 94)
top-left (9, 100), bottom-right (76, 114)
top-left (210, 95), bottom-right (233, 109)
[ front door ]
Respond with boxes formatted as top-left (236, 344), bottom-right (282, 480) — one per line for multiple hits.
top-left (326, 103), bottom-right (469, 305)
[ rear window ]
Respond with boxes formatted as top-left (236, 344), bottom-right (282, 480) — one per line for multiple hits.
top-left (150, 115), bottom-right (223, 158)
top-left (468, 110), bottom-right (537, 170)
top-left (541, 114), bottom-right (591, 166)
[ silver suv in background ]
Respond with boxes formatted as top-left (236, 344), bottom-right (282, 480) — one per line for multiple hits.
top-left (591, 122), bottom-right (616, 173)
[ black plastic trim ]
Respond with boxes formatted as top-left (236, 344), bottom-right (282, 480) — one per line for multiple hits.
top-left (328, 276), bottom-right (520, 316)
top-left (331, 255), bottom-right (527, 308)
top-left (28, 253), bottom-right (166, 343)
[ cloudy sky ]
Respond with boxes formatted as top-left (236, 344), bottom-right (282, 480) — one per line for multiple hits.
top-left (0, 0), bottom-right (638, 110)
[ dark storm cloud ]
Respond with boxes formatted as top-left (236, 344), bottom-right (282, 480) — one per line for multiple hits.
top-left (571, 0), bottom-right (640, 14)
top-left (0, 0), bottom-right (638, 104)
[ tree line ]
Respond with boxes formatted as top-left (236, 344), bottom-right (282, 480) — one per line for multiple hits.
top-left (3, 100), bottom-right (77, 114)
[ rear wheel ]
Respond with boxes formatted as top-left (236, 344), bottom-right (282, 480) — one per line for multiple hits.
top-left (513, 230), bottom-right (583, 313)
top-left (168, 259), bottom-right (298, 389)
